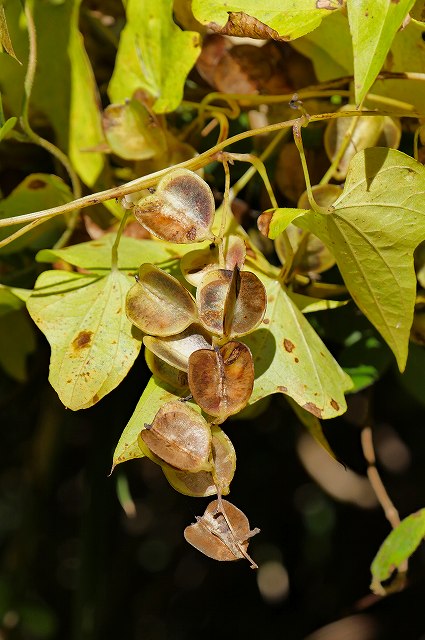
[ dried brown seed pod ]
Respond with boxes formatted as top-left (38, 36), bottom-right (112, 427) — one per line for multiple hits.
top-left (180, 235), bottom-right (246, 287)
top-left (143, 325), bottom-right (212, 372)
top-left (126, 264), bottom-right (197, 336)
top-left (184, 499), bottom-right (260, 567)
top-left (140, 400), bottom-right (212, 473)
top-left (144, 348), bottom-right (189, 389)
top-left (133, 168), bottom-right (215, 243)
top-left (188, 341), bottom-right (254, 421)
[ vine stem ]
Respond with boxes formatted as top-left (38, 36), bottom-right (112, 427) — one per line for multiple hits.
top-left (217, 155), bottom-right (231, 267)
top-left (293, 119), bottom-right (328, 215)
top-left (360, 425), bottom-right (408, 573)
top-left (111, 210), bottom-right (131, 272)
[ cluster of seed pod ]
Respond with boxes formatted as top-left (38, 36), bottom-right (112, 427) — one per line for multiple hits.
top-left (124, 168), bottom-right (266, 567)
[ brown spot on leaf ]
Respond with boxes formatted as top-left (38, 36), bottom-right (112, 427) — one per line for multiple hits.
top-left (28, 179), bottom-right (46, 189)
top-left (92, 394), bottom-right (99, 403)
top-left (263, 318), bottom-right (270, 325)
top-left (303, 402), bottom-right (322, 418)
top-left (330, 398), bottom-right (339, 411)
top-left (209, 12), bottom-right (289, 41)
top-left (72, 330), bottom-right (93, 350)
top-left (278, 386), bottom-right (288, 393)
top-left (294, 357), bottom-right (299, 363)
top-left (283, 339), bottom-right (295, 353)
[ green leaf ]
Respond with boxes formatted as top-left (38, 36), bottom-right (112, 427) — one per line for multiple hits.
top-left (296, 148), bottom-right (425, 372)
top-left (26, 269), bottom-right (141, 410)
top-left (261, 207), bottom-right (308, 240)
top-left (36, 233), bottom-right (207, 273)
top-left (0, 4), bottom-right (20, 63)
top-left (108, 0), bottom-right (201, 113)
top-left (339, 332), bottom-right (392, 393)
top-left (371, 508), bottom-right (425, 593)
top-left (346, 0), bottom-right (415, 105)
top-left (0, 310), bottom-right (36, 381)
top-left (242, 270), bottom-right (353, 419)
top-left (112, 376), bottom-right (182, 469)
top-left (291, 10), bottom-right (353, 82)
top-left (0, 115), bottom-right (16, 141)
top-left (0, 174), bottom-right (72, 254)
top-left (289, 291), bottom-right (349, 314)
top-left (192, 0), bottom-right (342, 41)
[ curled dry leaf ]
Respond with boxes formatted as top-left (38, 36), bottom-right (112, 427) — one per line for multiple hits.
top-left (184, 498), bottom-right (260, 568)
top-left (143, 325), bottom-right (212, 372)
top-left (188, 341), bottom-right (254, 421)
top-left (197, 267), bottom-right (266, 337)
top-left (324, 105), bottom-right (401, 180)
top-left (126, 264), bottom-right (197, 336)
top-left (140, 400), bottom-right (212, 473)
top-left (144, 348), bottom-right (189, 389)
top-left (162, 425), bottom-right (236, 497)
top-left (180, 235), bottom-right (246, 286)
top-left (133, 168), bottom-right (215, 243)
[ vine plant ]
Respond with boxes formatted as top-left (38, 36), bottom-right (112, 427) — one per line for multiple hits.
top-left (1, 0), bottom-right (425, 591)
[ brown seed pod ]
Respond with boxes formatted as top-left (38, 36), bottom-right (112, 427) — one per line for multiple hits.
top-left (144, 348), bottom-right (189, 390)
top-left (188, 341), bottom-right (254, 421)
top-left (162, 425), bottom-right (236, 497)
top-left (180, 235), bottom-right (246, 287)
top-left (143, 325), bottom-right (212, 372)
top-left (133, 168), bottom-right (215, 243)
top-left (196, 267), bottom-right (266, 338)
top-left (126, 264), bottom-right (197, 336)
top-left (140, 401), bottom-right (212, 473)
top-left (184, 499), bottom-right (260, 567)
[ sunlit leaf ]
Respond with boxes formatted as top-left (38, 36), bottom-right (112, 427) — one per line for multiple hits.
top-left (0, 174), bottom-right (72, 254)
top-left (184, 498), bottom-right (260, 567)
top-left (188, 341), bottom-right (255, 421)
top-left (27, 269), bottom-right (140, 410)
top-left (108, 0), bottom-right (201, 113)
top-left (162, 425), bottom-right (236, 497)
top-left (295, 148), bottom-right (425, 371)
top-left (289, 291), bottom-right (349, 314)
top-left (133, 168), bottom-right (215, 243)
top-left (371, 508), bottom-right (425, 595)
top-left (126, 264), bottom-right (197, 336)
top-left (112, 376), bottom-right (181, 468)
top-left (346, 0), bottom-right (415, 104)
top-left (242, 270), bottom-right (353, 419)
top-left (143, 325), bottom-right (211, 371)
top-left (140, 400), bottom-right (212, 472)
top-left (192, 0), bottom-right (342, 41)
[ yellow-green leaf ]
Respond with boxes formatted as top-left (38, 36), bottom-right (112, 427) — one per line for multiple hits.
top-left (26, 269), bottom-right (141, 410)
top-left (242, 270), bottom-right (353, 419)
top-left (296, 148), bottom-right (425, 372)
top-left (371, 508), bottom-right (425, 595)
top-left (108, 0), bottom-right (201, 113)
top-left (346, 0), bottom-right (415, 105)
top-left (192, 0), bottom-right (342, 41)
top-left (112, 376), bottom-right (182, 469)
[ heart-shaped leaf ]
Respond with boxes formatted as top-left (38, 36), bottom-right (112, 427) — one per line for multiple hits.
top-left (126, 264), bottom-right (197, 336)
top-left (162, 425), bottom-right (236, 497)
top-left (140, 400), bottom-right (212, 473)
top-left (197, 268), bottom-right (266, 337)
top-left (295, 148), bottom-right (425, 371)
top-left (188, 341), bottom-right (254, 421)
top-left (184, 498), bottom-right (260, 567)
top-left (133, 168), bottom-right (215, 243)
top-left (27, 270), bottom-right (141, 410)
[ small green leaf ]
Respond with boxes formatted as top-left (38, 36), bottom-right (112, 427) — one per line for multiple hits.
top-left (371, 508), bottom-right (425, 594)
top-left (0, 310), bottom-right (36, 381)
top-left (112, 376), bottom-right (182, 469)
top-left (108, 0), bottom-right (201, 113)
top-left (242, 270), bottom-right (353, 419)
top-left (0, 115), bottom-right (17, 141)
top-left (27, 269), bottom-right (141, 410)
top-left (296, 148), bottom-right (425, 372)
top-left (289, 291), bottom-right (349, 314)
top-left (192, 0), bottom-right (342, 41)
top-left (258, 207), bottom-right (308, 240)
top-left (339, 333), bottom-right (392, 393)
top-left (347, 0), bottom-right (415, 105)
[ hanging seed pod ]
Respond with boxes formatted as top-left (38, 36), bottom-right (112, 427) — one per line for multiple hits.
top-left (133, 168), bottom-right (216, 243)
top-left (188, 341), bottom-right (254, 421)
top-left (143, 325), bottom-right (212, 372)
top-left (162, 425), bottom-right (236, 497)
top-left (197, 267), bottom-right (266, 338)
top-left (144, 348), bottom-right (189, 389)
top-left (126, 264), bottom-right (197, 336)
top-left (140, 401), bottom-right (212, 473)
top-left (184, 499), bottom-right (260, 567)
top-left (181, 235), bottom-right (247, 287)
